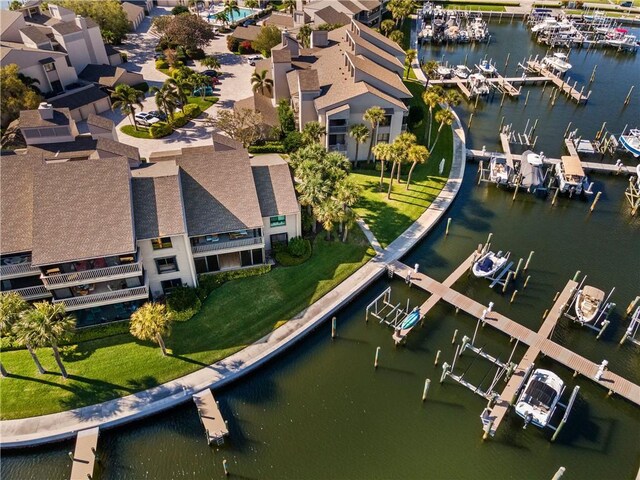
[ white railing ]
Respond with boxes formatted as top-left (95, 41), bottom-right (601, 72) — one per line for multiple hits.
top-left (192, 237), bottom-right (263, 255)
top-left (11, 285), bottom-right (51, 300)
top-left (0, 262), bottom-right (41, 278)
top-left (53, 285), bottom-right (149, 311)
top-left (41, 262), bottom-right (143, 288)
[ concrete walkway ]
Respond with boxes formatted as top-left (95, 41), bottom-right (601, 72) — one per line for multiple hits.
top-left (0, 53), bottom-right (468, 452)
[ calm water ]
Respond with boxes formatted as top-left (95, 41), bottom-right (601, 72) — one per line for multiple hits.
top-left (3, 20), bottom-right (640, 480)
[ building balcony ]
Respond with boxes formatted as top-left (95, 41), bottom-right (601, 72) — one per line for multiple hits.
top-left (11, 285), bottom-right (52, 301)
top-left (0, 255), bottom-right (41, 279)
top-left (328, 144), bottom-right (348, 154)
top-left (192, 236), bottom-right (264, 256)
top-left (41, 262), bottom-right (143, 289)
top-left (53, 284), bottom-right (149, 311)
top-left (328, 126), bottom-right (348, 134)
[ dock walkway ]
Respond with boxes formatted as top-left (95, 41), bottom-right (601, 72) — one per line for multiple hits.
top-left (69, 427), bottom-right (99, 480)
top-left (525, 60), bottom-right (590, 103)
top-left (193, 389), bottom-right (228, 445)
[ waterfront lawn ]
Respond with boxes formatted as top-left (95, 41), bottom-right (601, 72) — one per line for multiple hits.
top-left (351, 81), bottom-right (453, 247)
top-left (0, 232), bottom-right (373, 419)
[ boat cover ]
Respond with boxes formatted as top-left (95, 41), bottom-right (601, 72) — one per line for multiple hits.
top-left (561, 155), bottom-right (584, 177)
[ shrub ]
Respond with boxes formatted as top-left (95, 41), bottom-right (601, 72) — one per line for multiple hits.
top-left (227, 35), bottom-right (240, 52)
top-left (239, 40), bottom-right (254, 54)
top-left (275, 238), bottom-right (312, 266)
top-left (176, 45), bottom-right (188, 62)
top-left (283, 130), bottom-right (303, 153)
top-left (288, 236), bottom-right (308, 257)
top-left (120, 52), bottom-right (128, 62)
top-left (155, 59), bottom-right (169, 70)
top-left (166, 286), bottom-right (202, 321)
top-left (157, 37), bottom-right (178, 51)
top-left (150, 122), bottom-right (173, 138)
top-left (171, 112), bottom-right (189, 127)
top-left (196, 264), bottom-right (272, 300)
top-left (186, 48), bottom-right (206, 60)
top-left (408, 105), bottom-right (423, 128)
top-left (248, 143), bottom-right (285, 154)
top-left (132, 81), bottom-right (149, 93)
top-left (183, 103), bottom-right (201, 118)
top-left (172, 5), bottom-right (189, 15)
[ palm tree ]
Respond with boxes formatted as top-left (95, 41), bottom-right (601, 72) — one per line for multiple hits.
top-left (389, 30), bottom-right (404, 47)
top-left (130, 303), bottom-right (173, 356)
top-left (167, 76), bottom-right (192, 112)
top-left (215, 11), bottom-right (229, 26)
top-left (245, 0), bottom-right (259, 8)
top-left (297, 173), bottom-right (329, 234)
top-left (391, 132), bottom-right (416, 184)
top-left (444, 90), bottom-right (462, 109)
top-left (406, 144), bottom-right (430, 190)
top-left (314, 199), bottom-right (343, 240)
top-left (432, 108), bottom-right (455, 153)
top-left (422, 60), bottom-right (439, 82)
top-left (363, 106), bottom-right (386, 162)
top-left (223, 0), bottom-right (240, 22)
top-left (372, 142), bottom-right (394, 191)
top-left (191, 73), bottom-right (211, 98)
top-left (422, 86), bottom-right (443, 146)
top-left (348, 123), bottom-right (369, 168)
top-left (404, 49), bottom-right (417, 79)
top-left (200, 55), bottom-right (221, 71)
top-left (251, 69), bottom-right (273, 96)
top-left (17, 73), bottom-right (41, 94)
top-left (334, 176), bottom-right (361, 241)
top-left (0, 292), bottom-right (31, 377)
top-left (111, 84), bottom-right (145, 130)
top-left (296, 25), bottom-right (313, 48)
top-left (380, 19), bottom-right (395, 36)
top-left (302, 121), bottom-right (325, 145)
top-left (150, 83), bottom-right (179, 121)
top-left (15, 302), bottom-right (75, 378)
top-left (283, 0), bottom-right (296, 14)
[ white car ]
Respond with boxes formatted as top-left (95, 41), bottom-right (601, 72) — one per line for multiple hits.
top-left (248, 55), bottom-right (262, 61)
top-left (134, 112), bottom-right (160, 126)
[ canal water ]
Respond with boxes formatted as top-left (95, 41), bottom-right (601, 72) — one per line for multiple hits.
top-left (3, 20), bottom-right (639, 480)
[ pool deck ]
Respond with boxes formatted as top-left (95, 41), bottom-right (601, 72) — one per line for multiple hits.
top-left (0, 101), bottom-right (468, 448)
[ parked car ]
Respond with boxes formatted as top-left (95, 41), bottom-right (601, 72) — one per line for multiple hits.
top-left (248, 55), bottom-right (262, 61)
top-left (134, 112), bottom-right (160, 126)
top-left (243, 19), bottom-right (256, 27)
top-left (192, 86), bottom-right (215, 96)
top-left (620, 1), bottom-right (632, 6)
top-left (210, 76), bottom-right (220, 85)
top-left (249, 60), bottom-right (255, 66)
top-left (202, 70), bottom-right (218, 77)
top-left (148, 110), bottom-right (167, 121)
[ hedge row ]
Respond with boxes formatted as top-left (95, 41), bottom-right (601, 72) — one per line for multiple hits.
top-left (248, 143), bottom-right (285, 154)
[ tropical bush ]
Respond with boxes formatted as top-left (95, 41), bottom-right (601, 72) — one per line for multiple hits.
top-left (149, 122), bottom-right (172, 138)
top-left (186, 48), bottom-right (206, 60)
top-left (183, 103), bottom-right (201, 118)
top-left (171, 112), bottom-right (189, 127)
top-left (283, 130), bottom-right (303, 153)
top-left (166, 286), bottom-right (201, 322)
top-left (275, 237), bottom-right (312, 266)
top-left (238, 40), bottom-right (254, 54)
top-left (227, 35), bottom-right (240, 52)
top-left (171, 5), bottom-right (189, 15)
top-left (155, 59), bottom-right (169, 70)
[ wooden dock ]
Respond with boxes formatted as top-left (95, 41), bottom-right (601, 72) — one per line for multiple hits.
top-left (429, 75), bottom-right (549, 88)
top-left (193, 389), bottom-right (228, 446)
top-left (70, 427), bottom-right (99, 480)
top-left (389, 257), bottom-right (640, 435)
top-left (525, 60), bottom-right (590, 104)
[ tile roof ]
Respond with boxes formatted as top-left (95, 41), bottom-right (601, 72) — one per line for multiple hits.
top-left (19, 107), bottom-right (71, 129)
top-left (251, 163), bottom-right (299, 218)
top-left (314, 6), bottom-right (351, 26)
top-left (0, 153), bottom-right (38, 254)
top-left (49, 85), bottom-right (110, 111)
top-left (31, 158), bottom-right (136, 265)
top-left (131, 164), bottom-right (186, 240)
top-left (177, 147), bottom-right (263, 236)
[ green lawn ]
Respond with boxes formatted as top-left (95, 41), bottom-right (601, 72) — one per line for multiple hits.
top-left (351, 81), bottom-right (454, 247)
top-left (120, 124), bottom-right (153, 139)
top-left (186, 95), bottom-right (219, 112)
top-left (0, 234), bottom-right (373, 419)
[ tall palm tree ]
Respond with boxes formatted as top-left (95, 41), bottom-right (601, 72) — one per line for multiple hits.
top-left (422, 60), bottom-right (439, 83)
top-left (406, 144), bottom-right (430, 190)
top-left (296, 173), bottom-right (329, 234)
top-left (111, 84), bottom-right (145, 130)
top-left (167, 76), bottom-right (192, 112)
top-left (283, 0), bottom-right (296, 14)
top-left (348, 123), bottom-right (369, 168)
top-left (150, 83), bottom-right (179, 120)
top-left (296, 25), bottom-right (313, 48)
top-left (404, 49), bottom-right (417, 79)
top-left (391, 132), bottom-right (416, 184)
top-left (372, 142), bottom-right (394, 191)
top-left (251, 69), bottom-right (273, 96)
top-left (223, 0), bottom-right (240, 22)
top-left (444, 90), bottom-right (462, 109)
top-left (215, 11), bottom-right (229, 26)
top-left (422, 86), bottom-right (444, 146)
top-left (380, 19), bottom-right (395, 36)
top-left (200, 55), bottom-right (221, 71)
top-left (314, 199), bottom-right (343, 241)
top-left (389, 30), bottom-right (404, 47)
top-left (432, 108), bottom-right (455, 153)
top-left (363, 106), bottom-right (386, 162)
top-left (302, 121), bottom-right (325, 145)
top-left (15, 302), bottom-right (75, 378)
top-left (334, 176), bottom-right (362, 241)
top-left (130, 303), bottom-right (173, 356)
top-left (0, 292), bottom-right (31, 377)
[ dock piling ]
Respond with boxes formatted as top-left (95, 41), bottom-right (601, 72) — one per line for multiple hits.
top-left (524, 90), bottom-right (530, 106)
top-left (524, 251), bottom-right (534, 271)
top-left (434, 350), bottom-right (441, 366)
top-left (374, 346), bottom-right (380, 369)
top-left (524, 275), bottom-right (531, 289)
top-left (440, 362), bottom-right (450, 383)
top-left (589, 191), bottom-right (602, 212)
top-left (573, 270), bottom-right (581, 281)
top-left (468, 113), bottom-right (474, 128)
top-left (510, 290), bottom-right (518, 303)
top-left (331, 317), bottom-right (337, 339)
top-left (551, 187), bottom-right (559, 205)
top-left (223, 459), bottom-right (229, 476)
top-left (514, 258), bottom-right (523, 278)
top-left (446, 217), bottom-right (452, 236)
top-left (589, 65), bottom-right (597, 83)
top-left (624, 85), bottom-right (634, 106)
top-left (502, 272), bottom-right (513, 293)
top-left (451, 329), bottom-right (458, 344)
top-left (422, 378), bottom-right (431, 401)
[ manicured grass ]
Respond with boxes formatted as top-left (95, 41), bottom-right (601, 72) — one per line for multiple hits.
top-left (120, 124), bottom-right (153, 139)
top-left (351, 81), bottom-right (454, 247)
top-left (186, 95), bottom-right (219, 112)
top-left (403, 66), bottom-right (417, 80)
top-left (0, 233), bottom-right (373, 419)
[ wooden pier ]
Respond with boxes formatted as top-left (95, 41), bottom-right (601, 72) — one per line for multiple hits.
top-left (193, 389), bottom-right (229, 446)
top-left (524, 60), bottom-right (590, 104)
top-left (70, 427), bottom-right (99, 480)
top-left (389, 256), bottom-right (640, 436)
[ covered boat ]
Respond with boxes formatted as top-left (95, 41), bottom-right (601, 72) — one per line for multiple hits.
top-left (520, 150), bottom-right (545, 192)
top-left (472, 251), bottom-right (508, 278)
top-left (469, 73), bottom-right (490, 96)
top-left (515, 369), bottom-right (565, 429)
top-left (575, 286), bottom-right (605, 323)
top-left (555, 155), bottom-right (587, 194)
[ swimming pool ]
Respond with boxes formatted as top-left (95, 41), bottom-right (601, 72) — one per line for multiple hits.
top-left (206, 7), bottom-right (256, 23)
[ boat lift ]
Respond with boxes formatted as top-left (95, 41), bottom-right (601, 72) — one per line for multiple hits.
top-left (562, 275), bottom-right (616, 338)
top-left (619, 297), bottom-right (640, 346)
top-left (365, 287), bottom-right (422, 345)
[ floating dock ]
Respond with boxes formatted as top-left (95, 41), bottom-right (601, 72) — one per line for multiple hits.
top-left (524, 59), bottom-right (590, 103)
top-left (69, 427), bottom-right (99, 480)
top-left (193, 389), bottom-right (228, 446)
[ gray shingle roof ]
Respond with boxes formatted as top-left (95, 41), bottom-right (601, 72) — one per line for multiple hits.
top-left (50, 20), bottom-right (81, 35)
top-left (251, 163), bottom-right (299, 218)
top-left (86, 113), bottom-right (115, 131)
top-left (49, 85), bottom-right (110, 111)
top-left (31, 158), bottom-right (136, 266)
top-left (19, 107), bottom-right (71, 128)
top-left (27, 136), bottom-right (139, 162)
top-left (314, 6), bottom-right (351, 26)
top-left (272, 48), bottom-right (291, 64)
top-left (298, 69), bottom-right (320, 91)
top-left (231, 25), bottom-right (262, 42)
top-left (19, 25), bottom-right (50, 44)
top-left (177, 147), bottom-right (263, 236)
top-left (79, 64), bottom-right (126, 87)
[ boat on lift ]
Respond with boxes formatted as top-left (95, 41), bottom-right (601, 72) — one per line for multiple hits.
top-left (619, 128), bottom-right (640, 157)
top-left (469, 73), bottom-right (490, 96)
top-left (472, 250), bottom-right (509, 278)
top-left (575, 286), bottom-right (605, 323)
top-left (555, 155), bottom-right (588, 195)
top-left (520, 150), bottom-right (545, 192)
top-left (477, 59), bottom-right (497, 76)
top-left (454, 64), bottom-right (472, 79)
top-left (437, 64), bottom-right (454, 78)
top-left (489, 155), bottom-right (512, 184)
top-left (541, 52), bottom-right (572, 73)
top-left (515, 369), bottom-right (565, 429)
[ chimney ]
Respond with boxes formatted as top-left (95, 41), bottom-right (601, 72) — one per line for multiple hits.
top-left (75, 15), bottom-right (87, 30)
top-left (38, 103), bottom-right (54, 120)
top-left (281, 30), bottom-right (299, 58)
top-left (310, 30), bottom-right (328, 48)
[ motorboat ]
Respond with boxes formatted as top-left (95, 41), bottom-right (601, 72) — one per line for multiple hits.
top-left (477, 59), bottom-right (497, 76)
top-left (472, 250), bottom-right (509, 278)
top-left (575, 286), bottom-right (605, 323)
top-left (541, 52), bottom-right (572, 73)
top-left (437, 65), bottom-right (454, 78)
top-left (515, 369), bottom-right (565, 429)
top-left (619, 129), bottom-right (640, 157)
top-left (531, 17), bottom-right (558, 33)
top-left (524, 151), bottom-right (544, 166)
top-left (399, 309), bottom-right (421, 331)
top-left (555, 155), bottom-right (588, 195)
top-left (454, 64), bottom-right (472, 79)
top-left (469, 73), bottom-right (490, 96)
top-left (489, 155), bottom-right (512, 184)
top-left (458, 30), bottom-right (470, 43)
top-left (418, 25), bottom-right (433, 41)
top-left (520, 151), bottom-right (545, 192)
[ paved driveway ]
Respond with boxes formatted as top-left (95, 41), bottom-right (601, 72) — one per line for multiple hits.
top-left (84, 7), bottom-right (256, 159)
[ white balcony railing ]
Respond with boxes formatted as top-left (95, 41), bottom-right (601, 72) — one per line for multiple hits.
top-left (11, 285), bottom-right (52, 301)
top-left (0, 262), bottom-right (41, 279)
top-left (53, 285), bottom-right (149, 311)
top-left (41, 262), bottom-right (143, 288)
top-left (192, 237), bottom-right (263, 255)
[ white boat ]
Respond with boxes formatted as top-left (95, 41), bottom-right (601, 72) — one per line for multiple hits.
top-left (575, 286), bottom-right (605, 323)
top-left (489, 156), bottom-right (512, 184)
top-left (454, 64), bottom-right (472, 79)
top-left (468, 73), bottom-right (490, 96)
top-left (524, 151), bottom-right (544, 166)
top-left (555, 155), bottom-right (587, 195)
top-left (418, 25), bottom-right (433, 41)
top-left (515, 369), bottom-right (565, 429)
top-left (619, 129), bottom-right (640, 158)
top-left (437, 65), bottom-right (454, 78)
top-left (472, 250), bottom-right (508, 278)
top-left (477, 59), bottom-right (497, 76)
top-left (532, 17), bottom-right (558, 33)
top-left (541, 52), bottom-right (572, 73)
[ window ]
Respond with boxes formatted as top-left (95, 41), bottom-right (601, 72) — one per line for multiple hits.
top-left (252, 248), bottom-right (263, 265)
top-left (329, 134), bottom-right (346, 146)
top-left (379, 114), bottom-right (392, 127)
top-left (271, 233), bottom-right (288, 247)
top-left (240, 250), bottom-right (252, 267)
top-left (377, 133), bottom-right (390, 143)
top-left (270, 215), bottom-right (286, 227)
top-left (155, 256), bottom-right (178, 274)
top-left (43, 62), bottom-right (56, 72)
top-left (151, 237), bottom-right (173, 250)
top-left (161, 278), bottom-right (182, 294)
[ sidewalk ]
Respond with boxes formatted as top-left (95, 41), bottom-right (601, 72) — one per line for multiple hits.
top-left (0, 65), bottom-right (468, 452)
